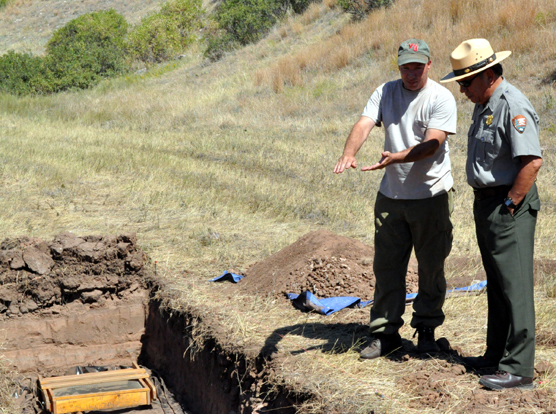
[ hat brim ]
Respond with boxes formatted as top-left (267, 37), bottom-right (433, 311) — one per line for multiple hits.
top-left (440, 51), bottom-right (512, 83)
top-left (398, 54), bottom-right (430, 66)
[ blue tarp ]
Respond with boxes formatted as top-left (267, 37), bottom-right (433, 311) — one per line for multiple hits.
top-left (209, 271), bottom-right (244, 283)
top-left (448, 280), bottom-right (487, 293)
top-left (286, 280), bottom-right (487, 315)
top-left (286, 290), bottom-right (372, 315)
top-left (207, 271), bottom-right (487, 315)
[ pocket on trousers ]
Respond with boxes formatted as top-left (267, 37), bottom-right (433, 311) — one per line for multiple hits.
top-left (528, 198), bottom-right (541, 211)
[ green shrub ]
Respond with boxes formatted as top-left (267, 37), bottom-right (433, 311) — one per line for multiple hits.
top-left (0, 51), bottom-right (52, 95)
top-left (204, 29), bottom-right (238, 61)
top-left (337, 0), bottom-right (393, 20)
top-left (45, 9), bottom-right (129, 91)
top-left (205, 0), bottom-right (317, 60)
top-left (214, 0), bottom-right (284, 46)
top-left (127, 0), bottom-right (204, 63)
top-left (289, 0), bottom-right (312, 14)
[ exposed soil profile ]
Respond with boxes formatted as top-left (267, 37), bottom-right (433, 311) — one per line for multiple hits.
top-left (0, 232), bottom-right (146, 320)
top-left (239, 229), bottom-right (420, 300)
top-left (0, 232), bottom-right (151, 376)
top-left (2, 230), bottom-right (556, 414)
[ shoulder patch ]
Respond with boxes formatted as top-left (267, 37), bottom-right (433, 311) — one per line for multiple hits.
top-left (512, 115), bottom-right (527, 133)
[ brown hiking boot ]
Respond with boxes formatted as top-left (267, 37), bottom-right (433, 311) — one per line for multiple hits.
top-left (415, 326), bottom-right (440, 354)
top-left (360, 333), bottom-right (403, 359)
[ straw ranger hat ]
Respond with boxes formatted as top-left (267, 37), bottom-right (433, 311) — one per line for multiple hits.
top-left (440, 38), bottom-right (511, 83)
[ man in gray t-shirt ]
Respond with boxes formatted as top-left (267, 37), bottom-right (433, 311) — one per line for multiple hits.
top-left (334, 39), bottom-right (457, 360)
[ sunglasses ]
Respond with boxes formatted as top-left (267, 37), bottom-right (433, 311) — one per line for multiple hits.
top-left (456, 72), bottom-right (482, 88)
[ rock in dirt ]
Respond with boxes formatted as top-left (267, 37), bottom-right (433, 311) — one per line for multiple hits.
top-left (23, 246), bottom-right (55, 274)
top-left (535, 360), bottom-right (555, 378)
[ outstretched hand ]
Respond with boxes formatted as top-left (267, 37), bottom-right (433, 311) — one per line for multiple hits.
top-left (333, 155), bottom-right (357, 174)
top-left (361, 151), bottom-right (395, 171)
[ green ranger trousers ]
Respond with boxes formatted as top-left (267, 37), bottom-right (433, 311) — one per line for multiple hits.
top-left (474, 183), bottom-right (540, 378)
top-left (370, 190), bottom-right (453, 335)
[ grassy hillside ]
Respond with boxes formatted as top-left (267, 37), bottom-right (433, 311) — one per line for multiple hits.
top-left (1, 0), bottom-right (556, 412)
top-left (0, 0), bottom-right (165, 55)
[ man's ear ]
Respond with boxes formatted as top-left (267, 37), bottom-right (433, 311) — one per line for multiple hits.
top-left (485, 69), bottom-right (496, 85)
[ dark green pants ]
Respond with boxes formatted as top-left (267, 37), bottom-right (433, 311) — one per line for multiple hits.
top-left (370, 191), bottom-right (453, 335)
top-left (474, 184), bottom-right (540, 378)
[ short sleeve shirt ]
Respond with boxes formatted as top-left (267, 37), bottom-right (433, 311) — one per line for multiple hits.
top-left (362, 78), bottom-right (457, 199)
top-left (466, 78), bottom-right (542, 188)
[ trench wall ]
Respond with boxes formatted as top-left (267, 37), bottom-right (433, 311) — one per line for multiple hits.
top-left (139, 301), bottom-right (302, 414)
top-left (0, 296), bottom-right (147, 376)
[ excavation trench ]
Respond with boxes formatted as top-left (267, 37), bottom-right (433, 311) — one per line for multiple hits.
top-left (1, 233), bottom-right (302, 414)
top-left (4, 231), bottom-right (556, 414)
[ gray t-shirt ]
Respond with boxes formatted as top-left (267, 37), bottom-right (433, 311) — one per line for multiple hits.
top-left (362, 78), bottom-right (457, 199)
top-left (466, 78), bottom-right (542, 188)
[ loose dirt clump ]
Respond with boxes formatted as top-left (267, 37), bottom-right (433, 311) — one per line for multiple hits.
top-left (398, 359), bottom-right (556, 413)
top-left (239, 229), bottom-right (419, 300)
top-left (0, 232), bottom-right (147, 319)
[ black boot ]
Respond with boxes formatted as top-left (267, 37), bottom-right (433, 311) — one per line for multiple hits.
top-left (415, 326), bottom-right (440, 354)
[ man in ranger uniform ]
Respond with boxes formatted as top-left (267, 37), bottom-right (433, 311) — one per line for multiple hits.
top-left (334, 39), bottom-right (457, 359)
top-left (441, 38), bottom-right (543, 390)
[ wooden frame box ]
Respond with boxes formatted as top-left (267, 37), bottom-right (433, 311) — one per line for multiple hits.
top-left (39, 363), bottom-right (157, 414)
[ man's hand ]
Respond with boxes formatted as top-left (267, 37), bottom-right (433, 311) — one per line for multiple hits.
top-left (361, 151), bottom-right (396, 171)
top-left (333, 116), bottom-right (376, 174)
top-left (334, 155), bottom-right (358, 173)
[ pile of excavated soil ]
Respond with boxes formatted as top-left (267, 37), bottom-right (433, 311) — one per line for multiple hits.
top-left (0, 232), bottom-right (147, 319)
top-left (239, 229), bottom-right (419, 300)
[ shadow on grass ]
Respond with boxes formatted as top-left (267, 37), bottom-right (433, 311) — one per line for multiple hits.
top-left (261, 320), bottom-right (465, 368)
top-left (260, 321), bottom-right (369, 357)
top-left (542, 71), bottom-right (556, 85)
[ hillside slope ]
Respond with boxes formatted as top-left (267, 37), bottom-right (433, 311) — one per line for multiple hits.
top-left (0, 0), bottom-right (165, 54)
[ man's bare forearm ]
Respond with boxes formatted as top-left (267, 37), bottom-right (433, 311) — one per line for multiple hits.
top-left (508, 156), bottom-right (543, 205)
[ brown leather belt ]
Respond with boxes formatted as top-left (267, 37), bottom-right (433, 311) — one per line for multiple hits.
top-left (473, 185), bottom-right (512, 201)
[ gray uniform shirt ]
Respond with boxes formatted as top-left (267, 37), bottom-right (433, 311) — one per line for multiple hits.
top-left (466, 78), bottom-right (542, 188)
top-left (362, 78), bottom-right (457, 199)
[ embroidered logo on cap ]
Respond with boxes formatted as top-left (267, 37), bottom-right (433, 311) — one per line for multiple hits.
top-left (512, 115), bottom-right (527, 133)
top-left (408, 43), bottom-right (419, 52)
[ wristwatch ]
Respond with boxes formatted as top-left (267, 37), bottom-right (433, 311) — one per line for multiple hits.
top-left (504, 197), bottom-right (517, 209)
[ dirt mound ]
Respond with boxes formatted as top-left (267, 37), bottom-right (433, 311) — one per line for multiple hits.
top-left (240, 229), bottom-right (419, 300)
top-left (0, 232), bottom-right (147, 319)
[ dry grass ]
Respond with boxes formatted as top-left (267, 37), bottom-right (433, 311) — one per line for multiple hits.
top-left (260, 0), bottom-right (556, 96)
top-left (0, 0), bottom-right (556, 412)
top-left (0, 346), bottom-right (18, 414)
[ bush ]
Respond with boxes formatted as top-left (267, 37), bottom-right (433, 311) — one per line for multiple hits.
top-left (337, 0), bottom-right (394, 20)
top-left (0, 51), bottom-right (52, 95)
top-left (214, 0), bottom-right (284, 46)
top-left (205, 0), bottom-right (317, 60)
top-left (127, 0), bottom-right (204, 63)
top-left (289, 0), bottom-right (312, 14)
top-left (204, 29), bottom-right (239, 61)
top-left (45, 9), bottom-right (129, 91)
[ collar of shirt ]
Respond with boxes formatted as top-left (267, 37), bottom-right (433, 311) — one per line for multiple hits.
top-left (478, 77), bottom-right (507, 115)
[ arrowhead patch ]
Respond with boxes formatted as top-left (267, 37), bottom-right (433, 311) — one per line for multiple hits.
top-left (512, 115), bottom-right (527, 133)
